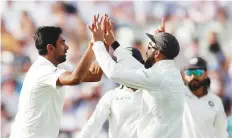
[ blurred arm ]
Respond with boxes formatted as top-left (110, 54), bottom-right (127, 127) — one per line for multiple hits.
top-left (78, 92), bottom-right (112, 138)
top-left (214, 101), bottom-right (229, 138)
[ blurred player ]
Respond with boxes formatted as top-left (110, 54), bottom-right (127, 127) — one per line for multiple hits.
top-left (182, 57), bottom-right (228, 138)
top-left (88, 15), bottom-right (185, 138)
top-left (10, 21), bottom-right (104, 138)
top-left (79, 47), bottom-right (144, 138)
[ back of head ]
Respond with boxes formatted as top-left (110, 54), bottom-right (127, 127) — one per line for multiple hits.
top-left (34, 26), bottom-right (62, 55)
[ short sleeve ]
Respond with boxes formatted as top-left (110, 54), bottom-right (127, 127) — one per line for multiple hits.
top-left (40, 68), bottom-right (66, 89)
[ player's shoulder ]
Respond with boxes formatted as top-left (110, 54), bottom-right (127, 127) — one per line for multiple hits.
top-left (207, 92), bottom-right (224, 108)
top-left (208, 92), bottom-right (222, 102)
top-left (101, 86), bottom-right (122, 99)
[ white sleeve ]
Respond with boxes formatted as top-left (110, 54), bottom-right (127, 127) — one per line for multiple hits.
top-left (113, 46), bottom-right (144, 69)
top-left (92, 41), bottom-right (157, 91)
top-left (41, 68), bottom-right (66, 89)
top-left (78, 92), bottom-right (112, 138)
top-left (214, 100), bottom-right (229, 138)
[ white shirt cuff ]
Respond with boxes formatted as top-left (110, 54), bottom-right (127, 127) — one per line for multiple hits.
top-left (92, 41), bottom-right (105, 52)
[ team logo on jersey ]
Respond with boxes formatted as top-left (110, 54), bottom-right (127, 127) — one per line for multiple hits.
top-left (208, 101), bottom-right (214, 107)
top-left (115, 97), bottom-right (131, 100)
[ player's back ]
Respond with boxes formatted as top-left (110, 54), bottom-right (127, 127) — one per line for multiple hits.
top-left (10, 56), bottom-right (66, 138)
top-left (137, 60), bottom-right (185, 138)
top-left (108, 86), bottom-right (143, 138)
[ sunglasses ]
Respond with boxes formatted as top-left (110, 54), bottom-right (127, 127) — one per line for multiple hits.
top-left (148, 42), bottom-right (159, 50)
top-left (186, 69), bottom-right (204, 77)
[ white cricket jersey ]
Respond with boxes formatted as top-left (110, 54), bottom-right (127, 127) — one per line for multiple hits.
top-left (79, 86), bottom-right (143, 138)
top-left (92, 41), bottom-right (185, 138)
top-left (10, 56), bottom-right (66, 138)
top-left (183, 88), bottom-right (228, 138)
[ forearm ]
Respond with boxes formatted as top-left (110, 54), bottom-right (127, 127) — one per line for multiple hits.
top-left (92, 41), bottom-right (151, 90)
top-left (82, 43), bottom-right (108, 82)
top-left (71, 46), bottom-right (94, 83)
top-left (57, 45), bottom-right (94, 85)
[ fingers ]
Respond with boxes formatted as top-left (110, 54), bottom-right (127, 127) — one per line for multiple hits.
top-left (94, 15), bottom-right (97, 25)
top-left (91, 14), bottom-right (103, 31)
top-left (153, 18), bottom-right (166, 34)
top-left (87, 24), bottom-right (94, 32)
top-left (109, 20), bottom-right (115, 34)
top-left (96, 16), bottom-right (103, 30)
top-left (96, 14), bottom-right (100, 21)
top-left (161, 17), bottom-right (165, 29)
top-left (103, 15), bottom-right (108, 34)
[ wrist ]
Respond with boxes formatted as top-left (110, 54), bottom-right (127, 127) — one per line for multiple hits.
top-left (111, 41), bottom-right (120, 50)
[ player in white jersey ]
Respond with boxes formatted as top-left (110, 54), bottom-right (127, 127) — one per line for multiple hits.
top-left (88, 15), bottom-right (185, 138)
top-left (10, 20), bottom-right (105, 138)
top-left (79, 47), bottom-right (144, 138)
top-left (182, 57), bottom-right (228, 138)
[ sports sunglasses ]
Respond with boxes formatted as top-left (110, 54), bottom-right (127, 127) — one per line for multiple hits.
top-left (186, 69), bottom-right (204, 77)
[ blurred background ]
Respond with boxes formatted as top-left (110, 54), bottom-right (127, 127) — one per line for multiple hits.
top-left (1, 1), bottom-right (232, 138)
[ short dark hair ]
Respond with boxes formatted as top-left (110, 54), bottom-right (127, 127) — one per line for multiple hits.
top-left (33, 26), bottom-right (62, 55)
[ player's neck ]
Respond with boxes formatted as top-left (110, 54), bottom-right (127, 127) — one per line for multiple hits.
top-left (192, 87), bottom-right (207, 98)
top-left (43, 55), bottom-right (59, 67)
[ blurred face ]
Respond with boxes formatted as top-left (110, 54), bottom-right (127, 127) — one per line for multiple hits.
top-left (54, 35), bottom-right (69, 63)
top-left (208, 32), bottom-right (217, 45)
top-left (144, 42), bottom-right (158, 69)
top-left (184, 69), bottom-right (207, 91)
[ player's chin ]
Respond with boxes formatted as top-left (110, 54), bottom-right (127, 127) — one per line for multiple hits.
top-left (58, 56), bottom-right (67, 63)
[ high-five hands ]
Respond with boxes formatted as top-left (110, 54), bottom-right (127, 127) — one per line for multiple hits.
top-left (88, 14), bottom-right (116, 46)
top-left (88, 14), bottom-right (104, 42)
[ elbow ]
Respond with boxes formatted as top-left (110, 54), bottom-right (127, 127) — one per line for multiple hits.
top-left (95, 76), bottom-right (102, 82)
top-left (90, 74), bottom-right (103, 82)
top-left (70, 76), bottom-right (81, 85)
top-left (96, 72), bottom-right (103, 81)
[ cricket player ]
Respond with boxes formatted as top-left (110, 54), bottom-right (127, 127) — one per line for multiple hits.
top-left (88, 16), bottom-right (185, 138)
top-left (182, 57), bottom-right (228, 138)
top-left (78, 47), bottom-right (144, 138)
top-left (10, 24), bottom-right (104, 138)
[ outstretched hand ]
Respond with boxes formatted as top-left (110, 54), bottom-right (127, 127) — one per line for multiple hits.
top-left (88, 14), bottom-right (104, 42)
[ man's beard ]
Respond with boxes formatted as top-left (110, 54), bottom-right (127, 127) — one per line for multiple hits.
top-left (187, 78), bottom-right (211, 91)
top-left (144, 56), bottom-right (155, 69)
top-left (188, 79), bottom-right (202, 91)
top-left (57, 55), bottom-right (66, 63)
top-left (144, 52), bottom-right (155, 69)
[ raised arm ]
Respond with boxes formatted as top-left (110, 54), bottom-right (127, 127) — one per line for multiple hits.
top-left (92, 41), bottom-right (152, 90)
top-left (57, 15), bottom-right (104, 86)
top-left (82, 42), bottom-right (110, 82)
top-left (57, 42), bottom-right (95, 86)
